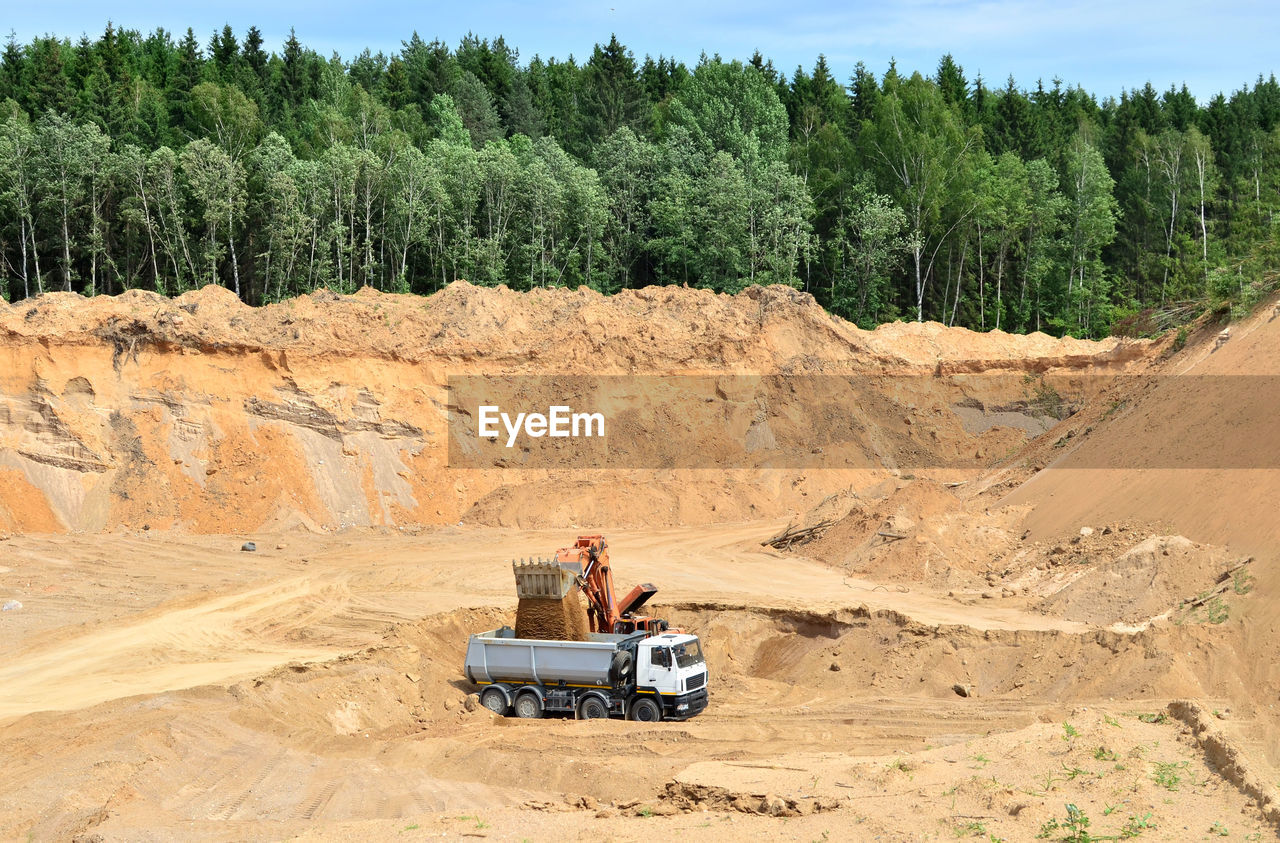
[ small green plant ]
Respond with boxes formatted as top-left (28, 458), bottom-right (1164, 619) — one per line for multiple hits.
top-left (972, 752), bottom-right (992, 768)
top-left (1102, 803), bottom-right (1119, 816)
top-left (638, 806), bottom-right (654, 818)
top-left (1209, 821), bottom-right (1229, 836)
top-left (1104, 714), bottom-right (1121, 728)
top-left (1136, 712), bottom-right (1167, 725)
top-left (402, 824), bottom-right (419, 831)
top-left (1093, 746), bottom-right (1117, 762)
top-left (1062, 764), bottom-right (1088, 781)
top-left (953, 820), bottom-right (988, 837)
top-left (1039, 770), bottom-right (1063, 793)
top-left (1171, 325), bottom-right (1190, 353)
top-left (1024, 374), bottom-right (1068, 420)
top-left (1063, 722), bottom-right (1080, 741)
top-left (1121, 812), bottom-right (1154, 838)
top-left (1233, 567), bottom-right (1255, 594)
top-left (1038, 803), bottom-right (1093, 842)
top-left (1151, 760), bottom-right (1188, 791)
top-left (1205, 596), bottom-right (1229, 624)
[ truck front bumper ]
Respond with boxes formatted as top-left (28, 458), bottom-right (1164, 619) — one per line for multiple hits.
top-left (666, 688), bottom-right (709, 720)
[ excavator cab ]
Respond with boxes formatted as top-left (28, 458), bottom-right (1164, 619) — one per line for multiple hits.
top-left (613, 616), bottom-right (668, 635)
top-left (612, 582), bottom-right (664, 634)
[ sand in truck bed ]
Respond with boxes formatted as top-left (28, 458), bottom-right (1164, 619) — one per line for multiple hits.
top-left (514, 585), bottom-right (591, 640)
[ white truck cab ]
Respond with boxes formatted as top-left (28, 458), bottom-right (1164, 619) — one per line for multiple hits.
top-left (635, 632), bottom-right (709, 718)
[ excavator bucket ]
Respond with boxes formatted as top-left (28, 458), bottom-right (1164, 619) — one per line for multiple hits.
top-left (512, 557), bottom-right (582, 600)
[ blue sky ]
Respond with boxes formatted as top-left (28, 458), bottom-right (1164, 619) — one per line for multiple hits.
top-left (7, 1), bottom-right (1275, 101)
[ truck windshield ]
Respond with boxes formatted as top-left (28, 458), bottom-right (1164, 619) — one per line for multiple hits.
top-left (673, 640), bottom-right (703, 668)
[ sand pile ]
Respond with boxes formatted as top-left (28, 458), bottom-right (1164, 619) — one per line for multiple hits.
top-left (0, 283), bottom-right (1143, 374)
top-left (796, 479), bottom-right (1014, 584)
top-left (0, 283), bottom-right (1147, 534)
top-left (514, 587), bottom-right (591, 641)
top-left (1033, 535), bottom-right (1245, 626)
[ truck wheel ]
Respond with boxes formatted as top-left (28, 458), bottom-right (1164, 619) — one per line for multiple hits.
top-left (628, 697), bottom-right (662, 722)
top-left (578, 696), bottom-right (609, 720)
top-left (480, 687), bottom-right (508, 716)
top-left (514, 693), bottom-right (542, 719)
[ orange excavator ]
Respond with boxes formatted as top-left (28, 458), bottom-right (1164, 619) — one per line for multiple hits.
top-left (513, 535), bottom-right (668, 635)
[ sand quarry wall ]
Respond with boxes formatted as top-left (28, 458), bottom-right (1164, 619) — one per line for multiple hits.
top-left (0, 283), bottom-right (1142, 534)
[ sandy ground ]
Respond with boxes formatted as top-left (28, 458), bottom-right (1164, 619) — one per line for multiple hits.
top-left (0, 523), bottom-right (1275, 841)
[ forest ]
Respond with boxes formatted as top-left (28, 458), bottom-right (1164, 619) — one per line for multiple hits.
top-left (2, 24), bottom-right (1280, 336)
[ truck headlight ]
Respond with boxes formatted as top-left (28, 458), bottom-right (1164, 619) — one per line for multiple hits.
top-left (676, 703), bottom-right (689, 710)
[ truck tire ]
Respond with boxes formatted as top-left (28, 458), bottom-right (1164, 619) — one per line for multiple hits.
top-left (514, 692), bottom-right (542, 719)
top-left (608, 651), bottom-right (634, 684)
top-left (628, 697), bottom-right (662, 722)
top-left (480, 687), bottom-right (509, 716)
top-left (578, 695), bottom-right (609, 720)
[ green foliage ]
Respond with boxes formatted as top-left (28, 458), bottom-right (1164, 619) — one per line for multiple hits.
top-left (952, 819), bottom-right (988, 837)
top-left (1206, 596), bottom-right (1229, 624)
top-left (1151, 760), bottom-right (1188, 791)
top-left (1121, 813), bottom-right (1154, 838)
top-left (861, 70), bottom-right (981, 322)
top-left (1037, 804), bottom-right (1092, 842)
top-left (0, 27), bottom-right (1278, 336)
top-left (1025, 375), bottom-right (1067, 420)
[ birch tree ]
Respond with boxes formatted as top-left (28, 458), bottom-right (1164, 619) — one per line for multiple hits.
top-left (862, 72), bottom-right (980, 320)
top-left (0, 112), bottom-right (43, 296)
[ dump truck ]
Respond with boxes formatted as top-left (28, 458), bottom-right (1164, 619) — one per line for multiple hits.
top-left (463, 625), bottom-right (709, 721)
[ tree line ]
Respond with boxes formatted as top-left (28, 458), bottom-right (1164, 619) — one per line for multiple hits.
top-left (2, 24), bottom-right (1280, 336)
